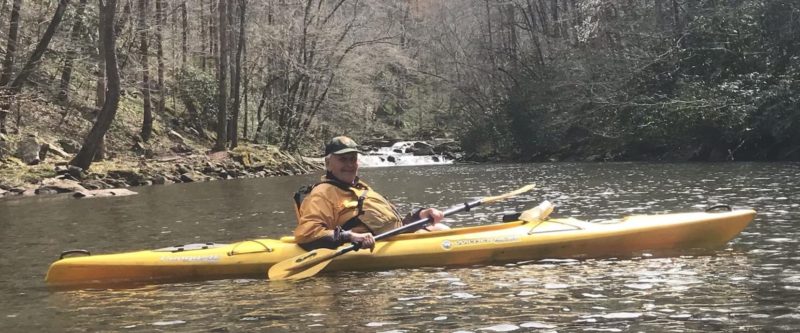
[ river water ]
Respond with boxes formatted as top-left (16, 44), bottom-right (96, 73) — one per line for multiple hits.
top-left (1, 162), bottom-right (798, 332)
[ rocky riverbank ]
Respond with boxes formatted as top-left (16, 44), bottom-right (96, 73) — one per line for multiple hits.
top-left (0, 133), bottom-right (322, 199)
top-left (0, 133), bottom-right (468, 199)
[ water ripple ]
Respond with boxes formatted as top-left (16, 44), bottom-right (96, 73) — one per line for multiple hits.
top-left (2, 162), bottom-right (799, 332)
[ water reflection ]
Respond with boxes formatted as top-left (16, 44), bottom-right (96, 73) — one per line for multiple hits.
top-left (1, 162), bottom-right (799, 332)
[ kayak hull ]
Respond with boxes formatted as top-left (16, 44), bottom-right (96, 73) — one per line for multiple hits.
top-left (45, 209), bottom-right (755, 288)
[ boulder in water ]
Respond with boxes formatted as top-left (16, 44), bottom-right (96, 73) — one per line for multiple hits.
top-left (410, 141), bottom-right (435, 156)
top-left (40, 178), bottom-right (88, 193)
top-left (107, 170), bottom-right (146, 186)
top-left (433, 140), bottom-right (462, 154)
top-left (73, 188), bottom-right (138, 198)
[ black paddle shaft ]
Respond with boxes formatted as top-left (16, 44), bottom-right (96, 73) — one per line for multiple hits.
top-left (341, 198), bottom-right (484, 254)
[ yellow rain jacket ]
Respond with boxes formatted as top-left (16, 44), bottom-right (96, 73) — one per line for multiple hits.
top-left (293, 177), bottom-right (405, 246)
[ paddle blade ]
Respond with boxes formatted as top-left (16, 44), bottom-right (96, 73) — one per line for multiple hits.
top-left (269, 257), bottom-right (333, 281)
top-left (481, 184), bottom-right (535, 205)
top-left (268, 248), bottom-right (338, 281)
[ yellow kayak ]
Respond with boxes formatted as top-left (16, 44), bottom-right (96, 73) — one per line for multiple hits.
top-left (45, 208), bottom-right (755, 288)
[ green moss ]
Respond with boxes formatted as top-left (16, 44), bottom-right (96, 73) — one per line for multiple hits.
top-left (0, 159), bottom-right (57, 187)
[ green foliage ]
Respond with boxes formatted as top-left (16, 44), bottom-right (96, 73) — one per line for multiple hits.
top-left (460, 118), bottom-right (514, 161)
top-left (172, 67), bottom-right (218, 132)
top-left (502, 81), bottom-right (564, 160)
top-left (5, 0), bottom-right (800, 161)
top-left (352, 58), bottom-right (455, 140)
top-left (620, 0), bottom-right (800, 160)
top-left (446, 0), bottom-right (800, 161)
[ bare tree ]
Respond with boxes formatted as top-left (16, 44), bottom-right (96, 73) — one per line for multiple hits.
top-left (181, 1), bottom-right (188, 66)
top-left (93, 3), bottom-right (108, 161)
top-left (155, 0), bottom-right (165, 115)
top-left (200, 0), bottom-right (207, 69)
top-left (0, 0), bottom-right (71, 134)
top-left (59, 0), bottom-right (89, 103)
top-left (138, 0), bottom-right (153, 141)
top-left (275, 0), bottom-right (388, 150)
top-left (209, 0), bottom-right (218, 70)
top-left (229, 0), bottom-right (246, 148)
top-left (0, 0), bottom-right (23, 88)
top-left (242, 42), bottom-right (250, 140)
top-left (213, 0), bottom-right (228, 151)
top-left (71, 0), bottom-right (120, 170)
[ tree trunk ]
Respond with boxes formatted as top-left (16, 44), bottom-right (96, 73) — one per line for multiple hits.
top-left (551, 0), bottom-right (560, 37)
top-left (505, 4), bottom-right (517, 61)
top-left (230, 0), bottom-right (246, 148)
top-left (200, 0), bottom-right (206, 70)
top-left (672, 0), bottom-right (682, 37)
top-left (213, 0), bottom-right (228, 151)
top-left (484, 0), bottom-right (494, 66)
top-left (209, 0), bottom-right (217, 74)
top-left (400, 1), bottom-right (409, 47)
top-left (226, 1), bottom-right (236, 144)
top-left (94, 6), bottom-right (107, 161)
top-left (213, 1), bottom-right (219, 64)
top-left (155, 0), bottom-right (165, 115)
top-left (537, 0), bottom-right (549, 36)
top-left (59, 0), bottom-right (88, 103)
top-left (181, 0), bottom-right (187, 65)
top-left (71, 0), bottom-right (120, 170)
top-left (523, 0), bottom-right (545, 67)
top-left (253, 81), bottom-right (269, 141)
top-left (0, 0), bottom-right (23, 87)
top-left (137, 0), bottom-right (152, 142)
top-left (0, 0), bottom-right (23, 134)
top-left (242, 44), bottom-right (249, 140)
top-left (112, 1), bottom-right (131, 72)
top-left (1, 0), bottom-right (70, 134)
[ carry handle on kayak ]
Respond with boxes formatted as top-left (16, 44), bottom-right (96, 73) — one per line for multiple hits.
top-left (706, 204), bottom-right (732, 212)
top-left (60, 249), bottom-right (91, 259)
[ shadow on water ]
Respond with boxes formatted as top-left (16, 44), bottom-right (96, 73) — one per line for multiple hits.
top-left (1, 162), bottom-right (799, 332)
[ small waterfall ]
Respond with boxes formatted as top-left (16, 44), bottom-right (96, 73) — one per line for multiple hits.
top-left (359, 141), bottom-right (453, 168)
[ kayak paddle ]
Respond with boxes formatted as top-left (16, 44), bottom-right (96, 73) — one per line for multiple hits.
top-left (268, 183), bottom-right (536, 281)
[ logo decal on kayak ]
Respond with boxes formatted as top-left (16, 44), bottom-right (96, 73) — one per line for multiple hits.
top-left (441, 236), bottom-right (520, 250)
top-left (441, 240), bottom-right (452, 250)
top-left (160, 255), bottom-right (221, 263)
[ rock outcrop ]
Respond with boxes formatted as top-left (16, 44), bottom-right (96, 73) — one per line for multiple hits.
top-left (15, 134), bottom-right (43, 165)
top-left (1, 143), bottom-right (324, 200)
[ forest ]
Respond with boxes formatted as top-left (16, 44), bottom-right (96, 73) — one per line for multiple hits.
top-left (0, 0), bottom-right (799, 175)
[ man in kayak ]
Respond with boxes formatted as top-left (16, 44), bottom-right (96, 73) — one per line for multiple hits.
top-left (293, 136), bottom-right (449, 251)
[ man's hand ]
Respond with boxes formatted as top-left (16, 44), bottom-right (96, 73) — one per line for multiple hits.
top-left (349, 232), bottom-right (375, 252)
top-left (419, 208), bottom-right (444, 224)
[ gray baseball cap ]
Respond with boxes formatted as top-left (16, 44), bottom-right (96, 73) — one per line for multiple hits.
top-left (324, 136), bottom-right (360, 155)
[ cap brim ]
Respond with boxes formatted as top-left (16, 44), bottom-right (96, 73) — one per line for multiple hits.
top-left (330, 148), bottom-right (360, 155)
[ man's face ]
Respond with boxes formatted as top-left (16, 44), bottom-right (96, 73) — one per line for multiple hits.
top-left (327, 152), bottom-right (359, 183)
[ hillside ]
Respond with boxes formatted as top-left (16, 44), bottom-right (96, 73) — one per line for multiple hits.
top-left (2, 0), bottom-right (800, 200)
top-left (0, 90), bottom-right (321, 197)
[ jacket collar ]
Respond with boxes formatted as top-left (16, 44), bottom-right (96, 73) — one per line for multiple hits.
top-left (323, 171), bottom-right (366, 189)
